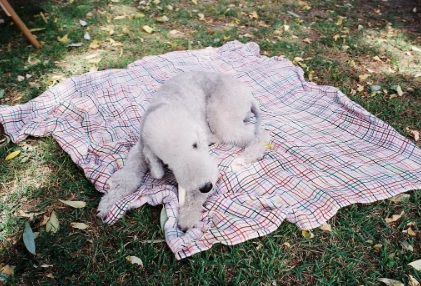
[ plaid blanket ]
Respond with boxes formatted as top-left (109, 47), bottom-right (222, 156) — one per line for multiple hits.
top-left (1, 41), bottom-right (420, 260)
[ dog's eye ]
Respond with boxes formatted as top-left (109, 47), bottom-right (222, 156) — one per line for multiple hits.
top-left (192, 143), bottom-right (198, 149)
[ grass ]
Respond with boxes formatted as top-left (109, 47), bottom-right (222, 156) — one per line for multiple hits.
top-left (1, 0), bottom-right (420, 284)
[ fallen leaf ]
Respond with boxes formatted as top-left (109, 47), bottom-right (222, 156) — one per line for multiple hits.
top-left (359, 74), bottom-right (371, 82)
top-left (46, 273), bottom-right (55, 279)
top-left (408, 259), bottom-right (421, 271)
top-left (17, 75), bottom-right (25, 82)
top-left (59, 200), bottom-right (86, 208)
top-left (40, 215), bottom-right (50, 226)
top-left (407, 227), bottom-right (416, 237)
top-left (168, 29), bottom-right (184, 38)
top-left (303, 38), bottom-right (312, 44)
top-left (378, 278), bottom-right (404, 286)
top-left (396, 85), bottom-right (403, 96)
top-left (198, 13), bottom-right (205, 21)
top-left (113, 15), bottom-right (126, 20)
top-left (160, 207), bottom-right (168, 232)
top-left (23, 222), bottom-right (36, 255)
top-left (68, 43), bottom-right (83, 47)
top-left (409, 275), bottom-right (420, 286)
top-left (336, 16), bottom-right (344, 25)
top-left (70, 222), bottom-right (89, 230)
top-left (126, 256), bottom-right (144, 268)
top-left (373, 244), bottom-right (383, 250)
top-left (84, 32), bottom-right (91, 40)
top-left (319, 223), bottom-right (332, 232)
top-left (251, 11), bottom-right (258, 20)
top-left (373, 55), bottom-right (382, 62)
top-left (302, 230), bottom-right (314, 239)
top-left (191, 0), bottom-right (197, 4)
top-left (385, 211), bottom-right (404, 223)
top-left (265, 142), bottom-right (274, 150)
top-left (79, 19), bottom-right (87, 26)
top-left (89, 40), bottom-right (100, 49)
top-left (5, 150), bottom-right (21, 160)
top-left (156, 15), bottom-right (169, 22)
top-left (1, 265), bottom-right (14, 275)
top-left (411, 46), bottom-right (421, 53)
top-left (46, 211), bottom-right (59, 233)
top-left (57, 34), bottom-right (69, 43)
top-left (405, 127), bottom-right (419, 142)
top-left (400, 241), bottom-right (414, 252)
top-left (333, 34), bottom-right (340, 41)
top-left (282, 242), bottom-right (291, 248)
top-left (142, 25), bottom-right (154, 33)
top-left (389, 193), bottom-right (411, 203)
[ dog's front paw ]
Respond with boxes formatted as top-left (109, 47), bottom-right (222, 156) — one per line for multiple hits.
top-left (97, 170), bottom-right (142, 220)
top-left (97, 193), bottom-right (116, 219)
top-left (178, 203), bottom-right (204, 231)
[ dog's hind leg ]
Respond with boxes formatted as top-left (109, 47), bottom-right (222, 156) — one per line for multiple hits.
top-left (97, 140), bottom-right (148, 219)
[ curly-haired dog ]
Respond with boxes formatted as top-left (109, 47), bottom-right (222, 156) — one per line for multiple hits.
top-left (98, 71), bottom-right (269, 230)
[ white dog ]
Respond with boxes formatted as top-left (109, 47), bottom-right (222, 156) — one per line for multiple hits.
top-left (98, 71), bottom-right (269, 230)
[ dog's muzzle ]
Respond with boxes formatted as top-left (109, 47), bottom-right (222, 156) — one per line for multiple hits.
top-left (199, 182), bottom-right (213, 193)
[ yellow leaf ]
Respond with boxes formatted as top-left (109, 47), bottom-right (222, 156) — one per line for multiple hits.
top-left (251, 11), bottom-right (259, 20)
top-left (135, 13), bottom-right (145, 18)
top-left (191, 0), bottom-right (197, 4)
top-left (282, 242), bottom-right (291, 248)
top-left (385, 211), bottom-right (404, 223)
top-left (89, 40), bottom-right (100, 49)
top-left (46, 273), bottom-right (55, 279)
top-left (358, 74), bottom-right (371, 82)
top-left (113, 15), bottom-right (126, 20)
top-left (373, 244), bottom-right (383, 250)
top-left (319, 223), bottom-right (332, 232)
top-left (198, 13), bottom-right (205, 21)
top-left (373, 55), bottom-right (382, 62)
top-left (1, 264), bottom-right (14, 275)
top-left (142, 25), bottom-right (154, 34)
top-left (264, 142), bottom-right (274, 150)
top-left (333, 34), bottom-right (340, 41)
top-left (71, 222), bottom-right (90, 230)
top-left (46, 211), bottom-right (59, 233)
top-left (336, 16), bottom-right (343, 25)
top-left (5, 150), bottom-right (21, 161)
top-left (57, 34), bottom-right (69, 43)
top-left (407, 227), bottom-right (416, 237)
top-left (156, 15), bottom-right (169, 23)
top-left (59, 200), bottom-right (86, 208)
top-left (302, 230), bottom-right (314, 239)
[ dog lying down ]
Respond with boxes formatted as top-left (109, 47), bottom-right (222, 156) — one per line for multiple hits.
top-left (97, 71), bottom-right (270, 230)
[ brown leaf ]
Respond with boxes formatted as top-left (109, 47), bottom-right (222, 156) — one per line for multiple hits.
top-left (385, 211), bottom-right (404, 223)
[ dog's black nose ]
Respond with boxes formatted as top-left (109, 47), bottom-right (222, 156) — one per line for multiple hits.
top-left (199, 182), bottom-right (213, 193)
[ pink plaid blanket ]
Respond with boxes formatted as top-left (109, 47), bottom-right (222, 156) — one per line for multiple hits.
top-left (1, 41), bottom-right (420, 259)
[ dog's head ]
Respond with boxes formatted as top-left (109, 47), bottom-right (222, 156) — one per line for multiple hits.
top-left (142, 106), bottom-right (219, 196)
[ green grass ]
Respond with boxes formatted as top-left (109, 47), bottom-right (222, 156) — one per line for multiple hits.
top-left (1, 0), bottom-right (420, 285)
